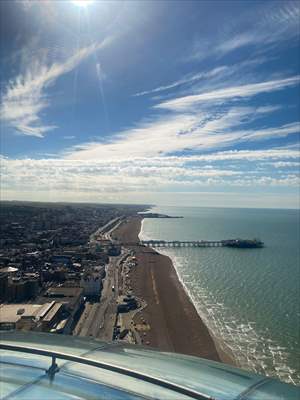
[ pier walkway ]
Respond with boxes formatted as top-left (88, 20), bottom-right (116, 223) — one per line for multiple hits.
top-left (140, 240), bottom-right (224, 248)
top-left (139, 239), bottom-right (263, 248)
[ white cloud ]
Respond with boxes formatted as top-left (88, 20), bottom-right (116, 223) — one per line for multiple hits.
top-left (133, 57), bottom-right (273, 99)
top-left (183, 149), bottom-right (300, 162)
top-left (0, 38), bottom-right (112, 137)
top-left (133, 66), bottom-right (229, 97)
top-left (62, 104), bottom-right (298, 161)
top-left (216, 33), bottom-right (258, 54)
top-left (1, 148), bottom-right (299, 206)
top-left (238, 122), bottom-right (300, 141)
top-left (265, 161), bottom-right (300, 169)
top-left (0, 158), bottom-right (235, 194)
top-left (155, 76), bottom-right (300, 111)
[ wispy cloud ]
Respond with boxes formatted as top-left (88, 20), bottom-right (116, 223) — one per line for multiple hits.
top-left (63, 105), bottom-right (298, 161)
top-left (133, 66), bottom-right (229, 97)
top-left (0, 38), bottom-right (112, 137)
top-left (216, 33), bottom-right (257, 54)
top-left (261, 1), bottom-right (300, 32)
top-left (236, 122), bottom-right (300, 142)
top-left (133, 56), bottom-right (273, 103)
top-left (63, 136), bottom-right (75, 141)
top-left (155, 76), bottom-right (300, 111)
top-left (189, 1), bottom-right (300, 61)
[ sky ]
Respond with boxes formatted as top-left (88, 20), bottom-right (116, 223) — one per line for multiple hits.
top-left (0, 0), bottom-right (299, 208)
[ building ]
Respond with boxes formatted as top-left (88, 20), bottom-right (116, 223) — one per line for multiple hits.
top-left (0, 302), bottom-right (63, 332)
top-left (40, 302), bottom-right (63, 331)
top-left (4, 276), bottom-right (40, 302)
top-left (41, 286), bottom-right (84, 334)
top-left (80, 272), bottom-right (102, 297)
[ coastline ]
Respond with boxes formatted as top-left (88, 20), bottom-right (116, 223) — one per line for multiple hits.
top-left (112, 215), bottom-right (235, 364)
top-left (156, 245), bottom-right (237, 366)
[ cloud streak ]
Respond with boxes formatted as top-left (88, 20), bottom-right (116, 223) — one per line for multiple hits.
top-left (63, 104), bottom-right (298, 161)
top-left (189, 1), bottom-right (300, 61)
top-left (133, 66), bottom-right (229, 97)
top-left (0, 38), bottom-right (112, 137)
top-left (155, 76), bottom-right (300, 111)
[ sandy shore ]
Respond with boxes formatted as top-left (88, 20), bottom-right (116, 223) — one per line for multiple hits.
top-left (112, 216), bottom-right (233, 363)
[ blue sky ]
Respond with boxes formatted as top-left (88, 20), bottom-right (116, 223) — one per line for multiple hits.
top-left (0, 0), bottom-right (299, 208)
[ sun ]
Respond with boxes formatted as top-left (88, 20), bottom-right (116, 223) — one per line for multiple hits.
top-left (71, 0), bottom-right (94, 7)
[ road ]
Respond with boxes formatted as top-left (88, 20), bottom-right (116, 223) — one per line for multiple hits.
top-left (73, 251), bottom-right (128, 340)
top-left (89, 217), bottom-right (123, 244)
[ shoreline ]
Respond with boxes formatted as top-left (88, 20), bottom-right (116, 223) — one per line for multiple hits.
top-left (112, 215), bottom-right (235, 364)
top-left (154, 244), bottom-right (237, 366)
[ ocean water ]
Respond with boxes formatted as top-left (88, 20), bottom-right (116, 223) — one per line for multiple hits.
top-left (139, 206), bottom-right (300, 385)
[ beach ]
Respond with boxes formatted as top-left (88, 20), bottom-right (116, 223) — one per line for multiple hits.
top-left (112, 216), bottom-right (225, 362)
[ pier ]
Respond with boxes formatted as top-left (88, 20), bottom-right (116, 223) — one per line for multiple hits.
top-left (140, 239), bottom-right (263, 249)
top-left (140, 240), bottom-right (223, 248)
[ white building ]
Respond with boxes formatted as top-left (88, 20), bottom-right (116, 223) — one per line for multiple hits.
top-left (80, 272), bottom-right (102, 296)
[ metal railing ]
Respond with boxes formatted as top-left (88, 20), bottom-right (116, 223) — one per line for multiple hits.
top-left (0, 342), bottom-right (213, 400)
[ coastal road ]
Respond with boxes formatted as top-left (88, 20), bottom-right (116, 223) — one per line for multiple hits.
top-left (74, 251), bottom-right (128, 340)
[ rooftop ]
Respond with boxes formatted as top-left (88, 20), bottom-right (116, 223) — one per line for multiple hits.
top-left (0, 303), bottom-right (53, 324)
top-left (45, 286), bottom-right (83, 298)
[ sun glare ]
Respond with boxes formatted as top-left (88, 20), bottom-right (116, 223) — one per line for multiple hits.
top-left (72, 0), bottom-right (94, 7)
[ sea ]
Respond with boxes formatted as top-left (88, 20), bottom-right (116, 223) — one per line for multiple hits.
top-left (139, 206), bottom-right (300, 386)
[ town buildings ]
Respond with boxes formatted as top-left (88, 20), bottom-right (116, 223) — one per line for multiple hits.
top-left (0, 202), bottom-right (145, 334)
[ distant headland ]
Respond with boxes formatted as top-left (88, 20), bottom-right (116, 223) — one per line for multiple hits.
top-left (138, 212), bottom-right (183, 219)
